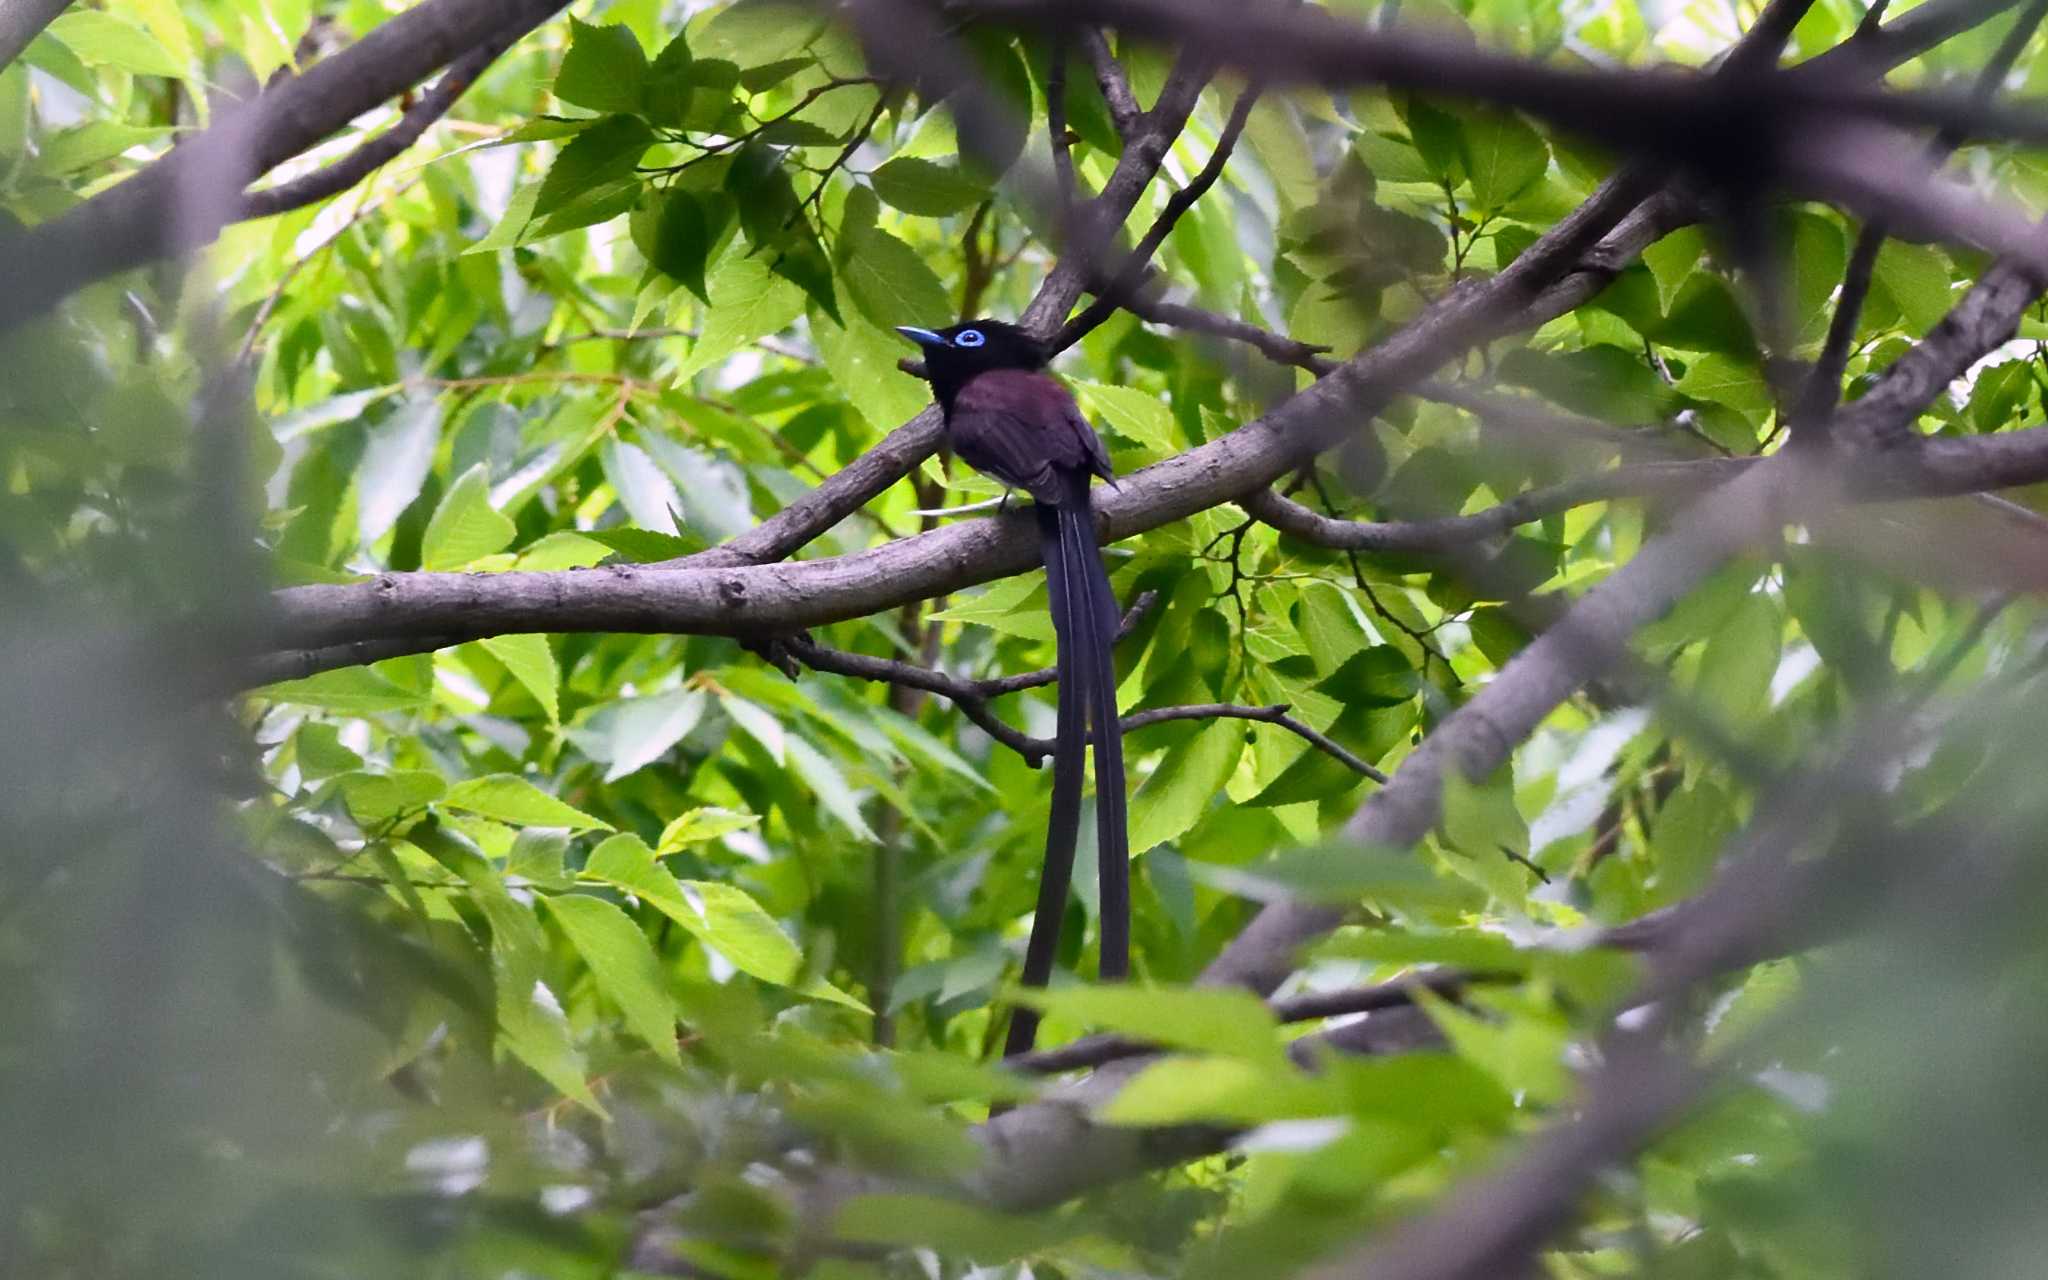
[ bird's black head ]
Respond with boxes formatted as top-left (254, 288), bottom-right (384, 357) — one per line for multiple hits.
top-left (896, 319), bottom-right (1046, 412)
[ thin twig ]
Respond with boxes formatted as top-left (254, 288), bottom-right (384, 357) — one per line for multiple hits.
top-left (1053, 84), bottom-right (1262, 352)
top-left (240, 27), bottom-right (515, 220)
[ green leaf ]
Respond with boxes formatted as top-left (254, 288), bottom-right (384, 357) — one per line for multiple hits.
top-left (478, 634), bottom-right (560, 723)
top-left (254, 666), bottom-right (427, 713)
top-left (785, 736), bottom-right (875, 839)
top-left (580, 527), bottom-right (705, 562)
top-left (35, 122), bottom-right (172, 176)
top-left (48, 11), bottom-right (185, 77)
top-left (565, 688), bottom-right (707, 782)
top-left (1071, 380), bottom-right (1178, 454)
top-left (339, 770), bottom-right (447, 826)
top-left (1129, 720), bottom-right (1242, 854)
top-left (1016, 984), bottom-right (1283, 1062)
top-left (641, 31), bottom-right (694, 127)
top-left (1415, 988), bottom-right (1571, 1105)
top-left (1676, 353), bottom-right (1772, 415)
top-left (534, 115), bottom-right (653, 218)
top-left (599, 439), bottom-right (682, 534)
top-left (356, 401), bottom-right (442, 545)
top-left (582, 835), bottom-right (863, 1007)
top-left (834, 1195), bottom-right (1068, 1259)
top-left (1694, 591), bottom-right (1781, 728)
top-left (679, 250), bottom-right (805, 378)
top-left (838, 223), bottom-right (952, 332)
top-left (1873, 240), bottom-right (1953, 332)
top-left (657, 807), bottom-right (761, 854)
top-left (1642, 226), bottom-right (1708, 315)
top-left (543, 894), bottom-right (681, 1064)
top-left (441, 774), bottom-right (612, 831)
top-left (868, 158), bottom-right (987, 216)
top-left (1097, 1054), bottom-right (1335, 1125)
top-left (701, 0), bottom-right (826, 62)
top-left (554, 19), bottom-right (648, 115)
top-left (1461, 109), bottom-right (1547, 210)
top-left (634, 188), bottom-right (723, 300)
top-left (421, 464), bottom-right (516, 570)
top-left (814, 308), bottom-right (932, 433)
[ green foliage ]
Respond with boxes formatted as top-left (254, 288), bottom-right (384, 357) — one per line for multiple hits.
top-left (8, 1), bottom-right (2048, 1277)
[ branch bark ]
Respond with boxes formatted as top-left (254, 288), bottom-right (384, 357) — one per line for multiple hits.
top-left (0, 0), bottom-right (70, 73)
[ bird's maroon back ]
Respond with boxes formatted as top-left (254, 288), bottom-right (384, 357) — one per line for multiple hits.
top-left (947, 370), bottom-right (1113, 506)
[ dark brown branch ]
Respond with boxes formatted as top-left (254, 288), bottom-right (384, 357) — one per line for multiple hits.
top-left (1079, 29), bottom-right (1141, 134)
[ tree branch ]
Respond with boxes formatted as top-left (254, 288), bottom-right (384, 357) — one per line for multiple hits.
top-left (0, 0), bottom-right (71, 74)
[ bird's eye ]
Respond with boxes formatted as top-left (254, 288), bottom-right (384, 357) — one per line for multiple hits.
top-left (954, 329), bottom-right (985, 348)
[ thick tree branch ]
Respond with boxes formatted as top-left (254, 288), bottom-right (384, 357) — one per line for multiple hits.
top-left (0, 0), bottom-right (70, 73)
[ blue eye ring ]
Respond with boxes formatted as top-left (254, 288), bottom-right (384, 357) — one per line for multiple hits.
top-left (954, 328), bottom-right (985, 348)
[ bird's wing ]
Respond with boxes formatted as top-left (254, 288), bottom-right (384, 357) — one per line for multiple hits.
top-left (950, 371), bottom-right (1108, 504)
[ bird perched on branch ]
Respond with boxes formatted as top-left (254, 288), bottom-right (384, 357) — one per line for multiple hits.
top-left (897, 319), bottom-right (1129, 1057)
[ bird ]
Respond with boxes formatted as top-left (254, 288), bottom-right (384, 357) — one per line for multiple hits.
top-left (897, 318), bottom-right (1129, 1057)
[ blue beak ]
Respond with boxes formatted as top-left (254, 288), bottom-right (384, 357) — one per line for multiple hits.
top-left (895, 326), bottom-right (948, 349)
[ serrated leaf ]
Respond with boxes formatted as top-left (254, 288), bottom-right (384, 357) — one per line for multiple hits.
top-left (479, 633), bottom-right (559, 723)
top-left (583, 835), bottom-right (863, 1007)
top-left (657, 807), bottom-right (761, 854)
top-left (636, 188), bottom-right (721, 300)
top-left (1873, 240), bottom-right (1953, 332)
top-left (1676, 353), bottom-right (1772, 414)
top-left (441, 774), bottom-right (611, 831)
top-left (839, 223), bottom-right (951, 331)
top-left (580, 527), bottom-right (704, 562)
top-left (422, 464), bottom-right (515, 570)
top-left (356, 401), bottom-right (442, 545)
top-left (565, 688), bottom-right (707, 782)
top-left (554, 20), bottom-right (648, 115)
top-left (1461, 109), bottom-right (1547, 210)
top-left (599, 439), bottom-right (683, 534)
top-left (1016, 984), bottom-right (1283, 1063)
top-left (1070, 380), bottom-right (1177, 454)
top-left (339, 770), bottom-right (447, 827)
top-left (48, 12), bottom-right (184, 77)
top-left (785, 736), bottom-right (875, 838)
top-left (255, 666), bottom-right (427, 713)
top-left (534, 115), bottom-right (652, 218)
top-left (1129, 720), bottom-right (1242, 854)
top-left (814, 308), bottom-right (932, 432)
top-left (543, 894), bottom-right (681, 1064)
top-left (679, 250), bottom-right (805, 378)
top-left (719, 695), bottom-right (786, 764)
top-left (868, 157), bottom-right (987, 216)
